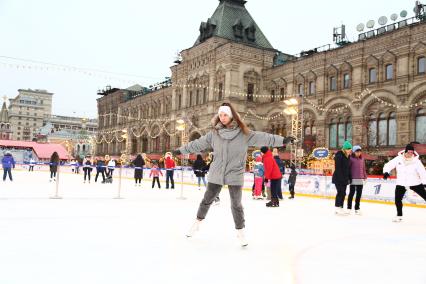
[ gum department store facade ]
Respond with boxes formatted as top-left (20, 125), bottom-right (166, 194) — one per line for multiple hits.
top-left (96, 0), bottom-right (426, 158)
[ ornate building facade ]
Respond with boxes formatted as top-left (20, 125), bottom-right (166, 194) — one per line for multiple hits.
top-left (96, 0), bottom-right (426, 158)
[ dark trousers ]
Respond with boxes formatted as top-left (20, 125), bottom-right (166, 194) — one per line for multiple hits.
top-left (83, 168), bottom-right (91, 181)
top-left (335, 184), bottom-right (347, 208)
top-left (135, 178), bottom-right (142, 184)
top-left (166, 170), bottom-right (174, 189)
top-left (196, 183), bottom-right (245, 229)
top-left (152, 177), bottom-right (161, 188)
top-left (395, 184), bottom-right (426, 216)
top-left (107, 169), bottom-right (114, 177)
top-left (3, 168), bottom-right (12, 181)
top-left (348, 185), bottom-right (363, 210)
top-left (50, 171), bottom-right (57, 179)
top-left (29, 165), bottom-right (34, 172)
top-left (95, 170), bottom-right (105, 182)
top-left (270, 179), bottom-right (282, 199)
top-left (289, 184), bottom-right (295, 198)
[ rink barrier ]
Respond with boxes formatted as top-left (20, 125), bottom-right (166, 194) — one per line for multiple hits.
top-left (6, 163), bottom-right (426, 208)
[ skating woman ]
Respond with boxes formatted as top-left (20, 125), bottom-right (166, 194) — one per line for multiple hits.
top-left (49, 152), bottom-right (59, 182)
top-left (348, 145), bottom-right (367, 215)
top-left (133, 154), bottom-right (145, 186)
top-left (332, 141), bottom-right (352, 215)
top-left (174, 102), bottom-right (294, 247)
top-left (383, 144), bottom-right (426, 222)
top-left (192, 154), bottom-right (207, 190)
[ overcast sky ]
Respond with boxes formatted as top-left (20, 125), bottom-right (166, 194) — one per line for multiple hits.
top-left (0, 0), bottom-right (415, 118)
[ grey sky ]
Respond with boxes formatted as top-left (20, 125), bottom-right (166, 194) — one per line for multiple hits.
top-left (0, 0), bottom-right (415, 118)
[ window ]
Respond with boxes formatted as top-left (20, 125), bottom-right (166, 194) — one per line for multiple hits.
top-left (416, 109), bottom-right (426, 143)
top-left (218, 83), bottom-right (223, 101)
top-left (329, 77), bottom-right (337, 91)
top-left (247, 83), bottom-right (254, 102)
top-left (189, 91), bottom-right (193, 106)
top-left (298, 84), bottom-right (304, 95)
top-left (329, 117), bottom-right (351, 148)
top-left (309, 81), bottom-right (315, 95)
top-left (329, 119), bottom-right (337, 148)
top-left (418, 57), bottom-right (426, 74)
top-left (178, 94), bottom-right (182, 109)
top-left (369, 112), bottom-right (397, 146)
top-left (369, 68), bottom-right (377, 83)
top-left (203, 88), bottom-right (207, 104)
top-left (280, 88), bottom-right (285, 100)
top-left (271, 89), bottom-right (275, 102)
top-left (343, 74), bottom-right (350, 89)
top-left (196, 90), bottom-right (200, 105)
top-left (385, 64), bottom-right (393, 80)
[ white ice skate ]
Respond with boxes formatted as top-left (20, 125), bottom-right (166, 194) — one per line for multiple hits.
top-left (335, 208), bottom-right (349, 216)
top-left (186, 219), bottom-right (202, 237)
top-left (237, 229), bottom-right (248, 247)
top-left (355, 210), bottom-right (362, 216)
top-left (392, 216), bottom-right (403, 222)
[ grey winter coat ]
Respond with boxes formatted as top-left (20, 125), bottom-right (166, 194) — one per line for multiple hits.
top-left (179, 120), bottom-right (284, 186)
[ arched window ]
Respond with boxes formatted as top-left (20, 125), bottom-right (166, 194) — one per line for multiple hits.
top-left (378, 113), bottom-right (387, 145)
top-left (369, 112), bottom-right (397, 146)
top-left (388, 112), bottom-right (397, 146)
top-left (368, 114), bottom-right (377, 146)
top-left (416, 109), bottom-right (426, 143)
top-left (329, 117), bottom-right (351, 148)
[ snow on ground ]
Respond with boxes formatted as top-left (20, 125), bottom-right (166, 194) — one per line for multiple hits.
top-left (0, 170), bottom-right (425, 284)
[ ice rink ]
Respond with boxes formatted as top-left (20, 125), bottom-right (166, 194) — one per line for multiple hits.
top-left (1, 170), bottom-right (425, 284)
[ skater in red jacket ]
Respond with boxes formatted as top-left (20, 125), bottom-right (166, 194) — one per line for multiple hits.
top-left (260, 146), bottom-right (283, 207)
top-left (164, 152), bottom-right (176, 189)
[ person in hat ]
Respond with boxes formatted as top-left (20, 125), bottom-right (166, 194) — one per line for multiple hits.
top-left (348, 145), bottom-right (367, 215)
top-left (174, 102), bottom-right (295, 247)
top-left (2, 151), bottom-right (15, 181)
top-left (164, 152), bottom-right (176, 189)
top-left (383, 144), bottom-right (426, 222)
top-left (332, 141), bottom-right (352, 215)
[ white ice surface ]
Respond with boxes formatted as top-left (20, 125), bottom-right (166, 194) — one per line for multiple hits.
top-left (0, 170), bottom-right (425, 284)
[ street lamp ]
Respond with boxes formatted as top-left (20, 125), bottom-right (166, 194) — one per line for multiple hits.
top-left (176, 118), bottom-right (188, 200)
top-left (283, 96), bottom-right (303, 168)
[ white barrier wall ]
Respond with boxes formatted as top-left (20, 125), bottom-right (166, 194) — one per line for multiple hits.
top-left (13, 164), bottom-right (426, 205)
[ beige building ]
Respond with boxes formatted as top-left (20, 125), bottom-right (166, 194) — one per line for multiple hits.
top-left (96, 0), bottom-right (426, 158)
top-left (8, 89), bottom-right (53, 141)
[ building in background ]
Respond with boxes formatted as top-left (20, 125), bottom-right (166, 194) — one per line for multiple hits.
top-left (7, 89), bottom-right (53, 141)
top-left (97, 0), bottom-right (425, 158)
top-left (0, 99), bottom-right (12, 140)
top-left (37, 116), bottom-right (98, 159)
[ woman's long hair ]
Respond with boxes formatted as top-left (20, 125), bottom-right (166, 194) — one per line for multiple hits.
top-left (50, 151), bottom-right (59, 162)
top-left (213, 102), bottom-right (249, 135)
top-left (135, 154), bottom-right (143, 163)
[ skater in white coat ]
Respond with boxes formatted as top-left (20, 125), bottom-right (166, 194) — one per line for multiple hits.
top-left (173, 102), bottom-right (295, 247)
top-left (383, 144), bottom-right (426, 222)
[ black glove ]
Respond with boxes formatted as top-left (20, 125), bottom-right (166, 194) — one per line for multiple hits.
top-left (172, 149), bottom-right (181, 156)
top-left (383, 172), bottom-right (390, 180)
top-left (283, 136), bottom-right (296, 145)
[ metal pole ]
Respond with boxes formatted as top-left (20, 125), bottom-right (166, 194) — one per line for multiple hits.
top-left (50, 164), bottom-right (62, 199)
top-left (114, 166), bottom-right (123, 199)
